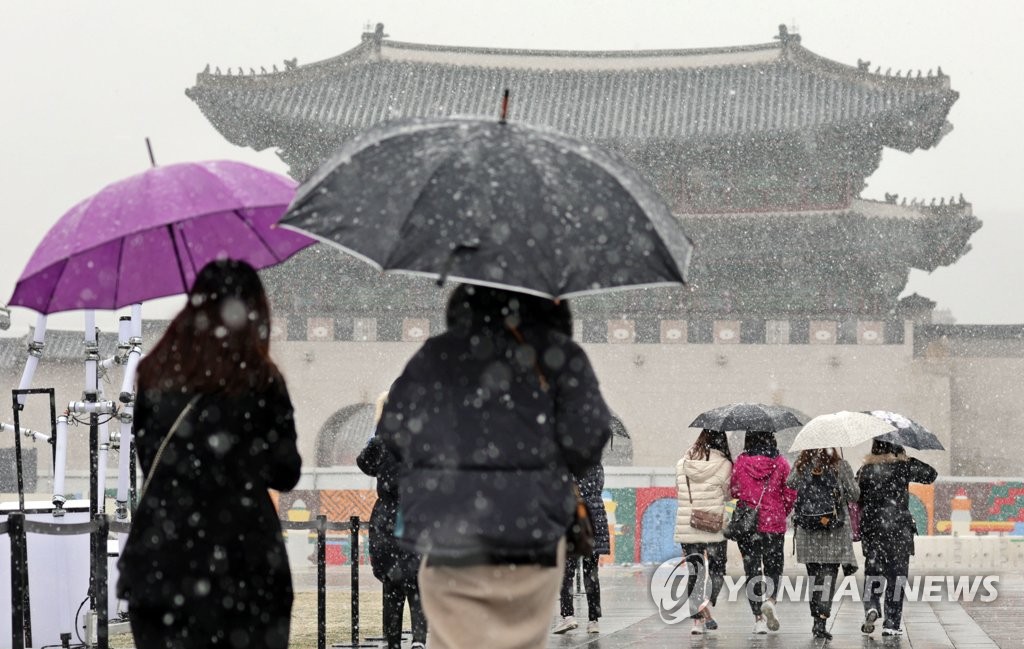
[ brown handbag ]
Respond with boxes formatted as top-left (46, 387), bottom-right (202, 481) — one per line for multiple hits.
top-left (567, 482), bottom-right (596, 557)
top-left (686, 476), bottom-right (724, 533)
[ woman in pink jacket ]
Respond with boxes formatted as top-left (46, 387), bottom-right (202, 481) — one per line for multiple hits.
top-left (729, 431), bottom-right (797, 635)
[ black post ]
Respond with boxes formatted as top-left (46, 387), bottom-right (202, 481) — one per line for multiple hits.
top-left (47, 389), bottom-right (57, 472)
top-left (317, 515), bottom-right (326, 649)
top-left (11, 392), bottom-right (25, 511)
top-left (350, 516), bottom-right (360, 648)
top-left (87, 390), bottom-right (98, 614)
top-left (94, 513), bottom-right (109, 649)
top-left (9, 512), bottom-right (26, 649)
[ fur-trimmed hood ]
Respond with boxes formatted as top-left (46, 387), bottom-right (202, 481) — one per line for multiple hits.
top-left (861, 452), bottom-right (909, 465)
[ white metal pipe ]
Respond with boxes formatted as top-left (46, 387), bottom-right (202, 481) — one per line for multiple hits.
top-left (120, 347), bottom-right (142, 403)
top-left (1, 422), bottom-right (48, 441)
top-left (115, 417), bottom-right (133, 520)
top-left (16, 314), bottom-right (47, 406)
top-left (131, 304), bottom-right (142, 340)
top-left (53, 415), bottom-right (69, 506)
top-left (118, 316), bottom-right (131, 345)
top-left (68, 400), bottom-right (116, 415)
top-left (97, 418), bottom-right (110, 514)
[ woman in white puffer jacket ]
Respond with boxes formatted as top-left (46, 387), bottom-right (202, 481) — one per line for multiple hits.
top-left (674, 429), bottom-right (733, 635)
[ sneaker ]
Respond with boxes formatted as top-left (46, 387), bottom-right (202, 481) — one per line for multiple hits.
top-left (704, 617), bottom-right (718, 631)
top-left (882, 627), bottom-right (904, 637)
top-left (552, 616), bottom-right (577, 634)
top-left (862, 608), bottom-right (879, 634)
top-left (411, 644), bottom-right (426, 649)
top-left (587, 620), bottom-right (600, 634)
top-left (690, 620), bottom-right (705, 635)
top-left (761, 599), bottom-right (780, 631)
top-left (753, 617), bottom-right (769, 634)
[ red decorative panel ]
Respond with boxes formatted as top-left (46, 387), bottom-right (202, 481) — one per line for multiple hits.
top-left (660, 320), bottom-right (687, 344)
top-left (607, 320), bottom-right (635, 344)
top-left (307, 317), bottom-right (334, 341)
top-left (714, 320), bottom-right (740, 344)
top-left (857, 321), bottom-right (884, 345)
top-left (402, 318), bottom-right (430, 342)
top-left (809, 320), bottom-right (837, 345)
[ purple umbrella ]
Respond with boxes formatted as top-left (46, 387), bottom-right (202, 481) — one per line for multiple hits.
top-left (9, 160), bottom-right (313, 314)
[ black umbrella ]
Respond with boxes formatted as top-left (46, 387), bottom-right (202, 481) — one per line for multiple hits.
top-left (279, 112), bottom-right (693, 298)
top-left (689, 403), bottom-right (809, 433)
top-left (863, 410), bottom-right (945, 450)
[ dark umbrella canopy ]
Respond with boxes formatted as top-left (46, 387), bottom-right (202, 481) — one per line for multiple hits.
top-left (864, 410), bottom-right (945, 450)
top-left (279, 117), bottom-right (693, 298)
top-left (689, 402), bottom-right (809, 434)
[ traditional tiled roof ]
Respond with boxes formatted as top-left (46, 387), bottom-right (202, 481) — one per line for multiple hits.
top-left (186, 25), bottom-right (957, 155)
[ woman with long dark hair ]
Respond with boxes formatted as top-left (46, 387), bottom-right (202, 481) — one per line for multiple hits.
top-left (729, 431), bottom-right (797, 634)
top-left (117, 259), bottom-right (302, 649)
top-left (857, 440), bottom-right (936, 637)
top-left (786, 448), bottom-right (859, 639)
top-left (674, 428), bottom-right (732, 634)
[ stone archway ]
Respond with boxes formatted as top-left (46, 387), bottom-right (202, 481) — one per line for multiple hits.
top-left (314, 403), bottom-right (376, 467)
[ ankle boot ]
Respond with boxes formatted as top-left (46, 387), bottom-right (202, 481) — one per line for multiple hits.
top-left (812, 617), bottom-right (832, 640)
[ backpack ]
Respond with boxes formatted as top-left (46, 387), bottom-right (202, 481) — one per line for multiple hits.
top-left (793, 465), bottom-right (844, 531)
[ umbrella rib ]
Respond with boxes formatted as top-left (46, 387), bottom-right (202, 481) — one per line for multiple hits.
top-left (112, 235), bottom-right (125, 308)
top-left (166, 224), bottom-right (190, 294)
top-left (231, 209), bottom-right (284, 261)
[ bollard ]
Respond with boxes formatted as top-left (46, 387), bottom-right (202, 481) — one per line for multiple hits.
top-left (317, 515), bottom-right (327, 649)
top-left (9, 512), bottom-right (27, 649)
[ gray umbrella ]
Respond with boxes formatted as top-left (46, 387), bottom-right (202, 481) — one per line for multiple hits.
top-left (279, 115), bottom-right (693, 298)
top-left (864, 410), bottom-right (945, 450)
top-left (689, 402), bottom-right (809, 434)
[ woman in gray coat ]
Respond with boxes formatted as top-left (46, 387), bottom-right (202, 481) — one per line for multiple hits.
top-left (786, 448), bottom-right (859, 640)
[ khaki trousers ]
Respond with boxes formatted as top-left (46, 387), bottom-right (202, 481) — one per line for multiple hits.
top-left (418, 541), bottom-right (566, 649)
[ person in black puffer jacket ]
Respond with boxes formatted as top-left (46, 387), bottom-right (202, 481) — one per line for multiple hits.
top-left (554, 463), bottom-right (610, 635)
top-left (357, 392), bottom-right (427, 649)
top-left (856, 440), bottom-right (937, 637)
top-left (378, 285), bottom-right (611, 649)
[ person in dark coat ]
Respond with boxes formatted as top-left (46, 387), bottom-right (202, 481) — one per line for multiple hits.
top-left (117, 259), bottom-right (302, 649)
top-left (857, 440), bottom-right (937, 637)
top-left (554, 463), bottom-right (610, 635)
top-left (357, 393), bottom-right (427, 649)
top-left (378, 285), bottom-right (611, 649)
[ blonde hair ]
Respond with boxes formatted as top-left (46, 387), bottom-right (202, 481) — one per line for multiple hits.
top-left (373, 391), bottom-right (389, 424)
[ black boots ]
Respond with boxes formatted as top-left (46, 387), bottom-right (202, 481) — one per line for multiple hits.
top-left (812, 617), bottom-right (832, 640)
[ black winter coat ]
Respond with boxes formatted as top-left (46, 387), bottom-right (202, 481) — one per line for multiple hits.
top-left (357, 435), bottom-right (422, 582)
top-left (117, 379), bottom-right (302, 635)
top-left (379, 323), bottom-right (611, 565)
top-left (856, 453), bottom-right (937, 557)
top-left (578, 464), bottom-right (610, 555)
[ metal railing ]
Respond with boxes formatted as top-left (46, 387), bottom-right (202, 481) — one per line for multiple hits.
top-left (3, 512), bottom-right (363, 649)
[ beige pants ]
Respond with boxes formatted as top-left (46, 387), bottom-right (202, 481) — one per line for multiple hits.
top-left (418, 541), bottom-right (566, 649)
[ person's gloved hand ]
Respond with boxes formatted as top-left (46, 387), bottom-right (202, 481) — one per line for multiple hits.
top-left (842, 563), bottom-right (858, 576)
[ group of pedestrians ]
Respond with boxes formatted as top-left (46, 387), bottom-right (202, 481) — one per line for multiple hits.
top-left (114, 257), bottom-right (938, 649)
top-left (675, 428), bottom-right (937, 639)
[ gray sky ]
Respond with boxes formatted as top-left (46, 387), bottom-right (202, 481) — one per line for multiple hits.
top-left (2, 0), bottom-right (1022, 336)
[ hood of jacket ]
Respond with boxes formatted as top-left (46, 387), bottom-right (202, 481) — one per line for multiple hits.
top-left (680, 450), bottom-right (729, 481)
top-left (737, 453), bottom-right (780, 480)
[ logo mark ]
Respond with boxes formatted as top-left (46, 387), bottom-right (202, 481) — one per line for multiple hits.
top-left (649, 554), bottom-right (709, 624)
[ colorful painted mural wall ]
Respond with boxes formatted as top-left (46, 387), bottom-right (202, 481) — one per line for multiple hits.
top-left (274, 480), bottom-right (1024, 567)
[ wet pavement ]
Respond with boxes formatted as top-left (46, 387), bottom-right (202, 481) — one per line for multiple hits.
top-left (546, 566), bottom-right (1008, 649)
top-left (296, 565), bottom-right (1013, 648)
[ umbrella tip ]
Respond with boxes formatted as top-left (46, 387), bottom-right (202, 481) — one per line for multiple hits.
top-left (499, 88), bottom-right (510, 124)
top-left (145, 137), bottom-right (157, 168)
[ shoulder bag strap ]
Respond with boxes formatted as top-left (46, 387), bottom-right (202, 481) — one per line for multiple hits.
top-left (685, 475), bottom-right (693, 504)
top-left (137, 395), bottom-right (201, 503)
